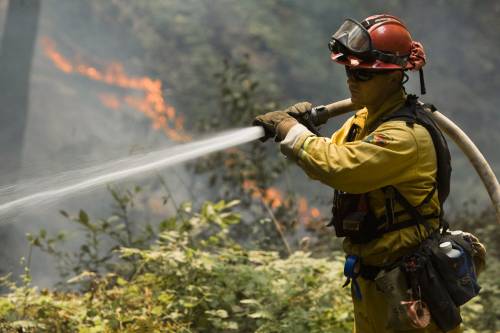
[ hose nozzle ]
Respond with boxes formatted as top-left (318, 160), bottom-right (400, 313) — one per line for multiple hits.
top-left (309, 98), bottom-right (359, 126)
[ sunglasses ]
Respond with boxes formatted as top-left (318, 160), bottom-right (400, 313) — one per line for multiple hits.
top-left (344, 66), bottom-right (398, 82)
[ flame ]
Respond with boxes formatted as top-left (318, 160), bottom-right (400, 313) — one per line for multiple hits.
top-left (41, 37), bottom-right (190, 142)
top-left (242, 179), bottom-right (263, 200)
top-left (310, 207), bottom-right (321, 218)
top-left (242, 180), bottom-right (320, 223)
top-left (297, 197), bottom-right (311, 225)
top-left (41, 38), bottom-right (323, 223)
top-left (297, 197), bottom-right (309, 216)
top-left (99, 93), bottom-right (121, 110)
top-left (242, 179), bottom-right (255, 191)
top-left (264, 187), bottom-right (283, 208)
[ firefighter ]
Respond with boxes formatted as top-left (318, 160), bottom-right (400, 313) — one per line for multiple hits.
top-left (254, 14), bottom-right (464, 332)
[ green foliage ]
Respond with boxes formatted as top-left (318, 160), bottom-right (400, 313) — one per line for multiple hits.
top-left (0, 200), bottom-right (353, 333)
top-left (26, 185), bottom-right (155, 283)
top-left (6, 3), bottom-right (500, 330)
top-left (462, 260), bottom-right (500, 332)
top-left (3, 193), bottom-right (500, 332)
top-left (192, 56), bottom-right (286, 197)
top-left (454, 207), bottom-right (500, 332)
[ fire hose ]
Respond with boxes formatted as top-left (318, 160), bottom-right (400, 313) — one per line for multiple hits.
top-left (0, 100), bottom-right (496, 223)
top-left (301, 98), bottom-right (500, 225)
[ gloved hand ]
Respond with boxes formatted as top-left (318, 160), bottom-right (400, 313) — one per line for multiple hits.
top-left (284, 101), bottom-right (313, 118)
top-left (253, 110), bottom-right (298, 142)
top-left (464, 232), bottom-right (487, 277)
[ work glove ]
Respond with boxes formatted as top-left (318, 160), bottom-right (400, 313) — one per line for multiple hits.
top-left (464, 232), bottom-right (487, 277)
top-left (253, 110), bottom-right (298, 142)
top-left (284, 101), bottom-right (313, 118)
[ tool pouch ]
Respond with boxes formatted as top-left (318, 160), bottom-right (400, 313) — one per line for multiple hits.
top-left (403, 246), bottom-right (462, 332)
top-left (375, 266), bottom-right (430, 330)
top-left (431, 232), bottom-right (481, 306)
top-left (328, 192), bottom-right (377, 243)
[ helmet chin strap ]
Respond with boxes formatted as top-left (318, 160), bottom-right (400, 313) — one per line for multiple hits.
top-left (419, 69), bottom-right (426, 95)
top-left (400, 70), bottom-right (425, 95)
top-left (402, 72), bottom-right (410, 84)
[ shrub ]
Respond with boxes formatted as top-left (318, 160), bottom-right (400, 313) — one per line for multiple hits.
top-left (0, 200), bottom-right (353, 333)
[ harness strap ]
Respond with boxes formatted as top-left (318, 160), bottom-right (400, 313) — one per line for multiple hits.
top-left (379, 184), bottom-right (436, 224)
top-left (384, 186), bottom-right (396, 226)
top-left (331, 96), bottom-right (449, 243)
top-left (417, 184), bottom-right (437, 208)
top-left (382, 213), bottom-right (439, 234)
top-left (378, 212), bottom-right (440, 225)
top-left (386, 185), bottom-right (432, 233)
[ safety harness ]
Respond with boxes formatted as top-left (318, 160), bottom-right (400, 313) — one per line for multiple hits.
top-left (328, 95), bottom-right (452, 244)
top-left (337, 95), bottom-right (452, 301)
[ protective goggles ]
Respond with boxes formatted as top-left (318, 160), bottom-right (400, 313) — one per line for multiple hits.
top-left (329, 19), bottom-right (407, 67)
top-left (329, 19), bottom-right (372, 56)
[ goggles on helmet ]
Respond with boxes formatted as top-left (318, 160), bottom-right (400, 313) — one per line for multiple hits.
top-left (329, 19), bottom-right (372, 55)
top-left (329, 18), bottom-right (407, 67)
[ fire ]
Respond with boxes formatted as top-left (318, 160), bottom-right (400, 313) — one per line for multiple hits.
top-left (310, 207), bottom-right (321, 218)
top-left (264, 187), bottom-right (283, 209)
top-left (41, 37), bottom-right (190, 142)
top-left (297, 197), bottom-right (309, 217)
top-left (297, 197), bottom-right (311, 224)
top-left (243, 180), bottom-right (321, 224)
top-left (99, 93), bottom-right (121, 110)
top-left (297, 197), bottom-right (323, 228)
top-left (41, 38), bottom-right (323, 223)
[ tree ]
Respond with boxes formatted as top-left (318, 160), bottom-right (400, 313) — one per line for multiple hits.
top-left (0, 0), bottom-right (41, 277)
top-left (0, 0), bottom-right (41, 184)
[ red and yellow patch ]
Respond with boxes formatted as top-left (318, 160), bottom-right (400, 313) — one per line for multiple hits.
top-left (362, 133), bottom-right (392, 146)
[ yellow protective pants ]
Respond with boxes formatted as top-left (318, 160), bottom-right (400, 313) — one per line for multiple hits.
top-left (352, 277), bottom-right (462, 333)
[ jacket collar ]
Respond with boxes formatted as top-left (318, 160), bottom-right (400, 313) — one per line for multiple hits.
top-left (365, 89), bottom-right (407, 132)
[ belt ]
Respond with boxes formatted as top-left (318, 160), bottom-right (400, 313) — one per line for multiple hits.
top-left (345, 256), bottom-right (402, 284)
top-left (359, 263), bottom-right (382, 281)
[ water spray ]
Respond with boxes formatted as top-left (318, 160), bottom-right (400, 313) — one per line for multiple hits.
top-left (0, 98), bottom-right (498, 225)
top-left (0, 127), bottom-right (264, 218)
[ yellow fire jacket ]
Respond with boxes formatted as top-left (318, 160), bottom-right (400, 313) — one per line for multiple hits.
top-left (280, 91), bottom-right (440, 266)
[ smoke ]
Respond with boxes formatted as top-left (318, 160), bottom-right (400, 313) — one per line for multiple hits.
top-left (0, 0), bottom-right (498, 286)
top-left (0, 0), bottom-right (195, 286)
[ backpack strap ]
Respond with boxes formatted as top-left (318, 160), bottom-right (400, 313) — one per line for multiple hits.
top-left (369, 95), bottom-right (450, 235)
top-left (346, 123), bottom-right (360, 142)
top-left (383, 185), bottom-right (433, 234)
top-left (375, 95), bottom-right (451, 221)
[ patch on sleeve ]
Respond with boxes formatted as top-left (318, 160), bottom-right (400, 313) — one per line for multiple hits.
top-left (363, 133), bottom-right (392, 146)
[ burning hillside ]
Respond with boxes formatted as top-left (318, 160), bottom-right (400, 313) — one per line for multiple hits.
top-left (41, 37), bottom-right (190, 142)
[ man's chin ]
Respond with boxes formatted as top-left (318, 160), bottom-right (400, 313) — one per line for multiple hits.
top-left (350, 94), bottom-right (361, 106)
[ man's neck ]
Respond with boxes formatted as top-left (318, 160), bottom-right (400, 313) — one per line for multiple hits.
top-left (365, 89), bottom-right (407, 131)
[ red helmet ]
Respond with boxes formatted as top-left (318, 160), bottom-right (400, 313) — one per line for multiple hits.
top-left (329, 14), bottom-right (424, 70)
